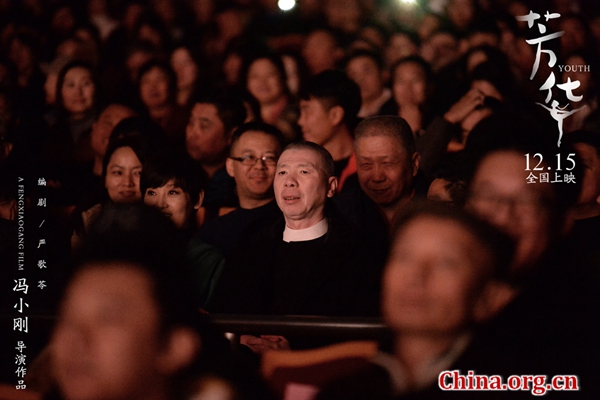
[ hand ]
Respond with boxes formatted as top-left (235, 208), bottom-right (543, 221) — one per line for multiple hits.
top-left (444, 88), bottom-right (485, 124)
top-left (240, 335), bottom-right (290, 354)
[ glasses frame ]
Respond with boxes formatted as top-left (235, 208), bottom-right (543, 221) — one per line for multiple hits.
top-left (229, 155), bottom-right (278, 166)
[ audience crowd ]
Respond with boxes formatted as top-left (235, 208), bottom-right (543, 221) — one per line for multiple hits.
top-left (1, 0), bottom-right (600, 399)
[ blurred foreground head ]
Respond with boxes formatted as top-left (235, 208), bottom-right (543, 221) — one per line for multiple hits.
top-left (464, 110), bottom-right (581, 277)
top-left (383, 202), bottom-right (514, 336)
top-left (52, 204), bottom-right (201, 400)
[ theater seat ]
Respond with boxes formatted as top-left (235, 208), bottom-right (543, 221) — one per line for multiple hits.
top-left (261, 340), bottom-right (378, 400)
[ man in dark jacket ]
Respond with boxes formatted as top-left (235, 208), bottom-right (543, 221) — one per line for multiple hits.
top-left (211, 141), bottom-right (384, 352)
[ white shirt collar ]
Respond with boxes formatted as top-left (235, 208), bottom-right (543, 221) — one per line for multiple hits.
top-left (283, 218), bottom-right (328, 243)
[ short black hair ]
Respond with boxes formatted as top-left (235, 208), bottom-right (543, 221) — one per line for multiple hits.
top-left (343, 48), bottom-right (385, 71)
top-left (230, 122), bottom-right (285, 154)
top-left (140, 150), bottom-right (207, 206)
top-left (190, 92), bottom-right (247, 135)
top-left (74, 203), bottom-right (199, 331)
top-left (390, 55), bottom-right (434, 87)
top-left (282, 141), bottom-right (334, 179)
top-left (392, 201), bottom-right (515, 281)
top-left (300, 70), bottom-right (361, 130)
top-left (109, 115), bottom-right (167, 150)
top-left (355, 115), bottom-right (416, 156)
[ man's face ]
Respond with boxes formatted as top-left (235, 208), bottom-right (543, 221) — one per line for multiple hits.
top-left (144, 179), bottom-right (200, 229)
top-left (392, 62), bottom-right (427, 108)
top-left (298, 97), bottom-right (336, 146)
top-left (356, 135), bottom-right (418, 208)
top-left (383, 216), bottom-right (490, 334)
top-left (346, 56), bottom-right (384, 104)
top-left (274, 148), bottom-right (337, 229)
top-left (302, 31), bottom-right (337, 75)
top-left (226, 131), bottom-right (281, 203)
top-left (186, 103), bottom-right (230, 164)
top-left (139, 67), bottom-right (170, 109)
top-left (574, 143), bottom-right (600, 206)
top-left (90, 105), bottom-right (136, 158)
top-left (52, 264), bottom-right (168, 400)
top-left (467, 151), bottom-right (555, 271)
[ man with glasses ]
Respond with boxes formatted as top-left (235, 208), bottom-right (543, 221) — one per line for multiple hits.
top-left (465, 145), bottom-right (597, 389)
top-left (198, 122), bottom-right (284, 258)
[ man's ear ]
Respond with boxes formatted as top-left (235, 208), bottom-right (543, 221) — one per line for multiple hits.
top-left (156, 327), bottom-right (201, 374)
top-left (327, 176), bottom-right (338, 198)
top-left (327, 105), bottom-right (345, 127)
top-left (473, 281), bottom-right (516, 323)
top-left (411, 152), bottom-right (420, 177)
top-left (226, 128), bottom-right (236, 145)
top-left (225, 157), bottom-right (235, 178)
top-left (195, 190), bottom-right (205, 210)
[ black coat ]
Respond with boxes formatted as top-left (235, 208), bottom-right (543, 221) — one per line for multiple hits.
top-left (210, 202), bottom-right (383, 318)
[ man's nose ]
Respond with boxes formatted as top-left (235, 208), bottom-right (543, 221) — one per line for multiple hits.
top-left (284, 174), bottom-right (297, 187)
top-left (254, 158), bottom-right (267, 169)
top-left (297, 112), bottom-right (306, 127)
top-left (371, 165), bottom-right (386, 182)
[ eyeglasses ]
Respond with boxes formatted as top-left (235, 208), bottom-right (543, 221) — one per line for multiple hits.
top-left (229, 155), bottom-right (277, 166)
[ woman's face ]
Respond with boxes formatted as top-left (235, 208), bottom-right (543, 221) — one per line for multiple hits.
top-left (171, 48), bottom-right (198, 89)
top-left (393, 62), bottom-right (427, 108)
top-left (61, 67), bottom-right (95, 116)
top-left (140, 66), bottom-right (170, 109)
top-left (105, 146), bottom-right (143, 203)
top-left (247, 58), bottom-right (284, 105)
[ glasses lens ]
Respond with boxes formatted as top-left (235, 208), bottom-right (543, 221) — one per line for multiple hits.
top-left (263, 156), bottom-right (277, 166)
top-left (241, 156), bottom-right (256, 165)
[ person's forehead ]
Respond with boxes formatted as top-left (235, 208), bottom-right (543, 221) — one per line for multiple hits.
top-left (301, 97), bottom-right (328, 111)
top-left (397, 216), bottom-right (485, 262)
top-left (472, 151), bottom-right (553, 195)
top-left (250, 58), bottom-right (277, 70)
top-left (472, 152), bottom-right (523, 184)
top-left (109, 146), bottom-right (141, 164)
top-left (192, 103), bottom-right (221, 120)
top-left (278, 148), bottom-right (321, 168)
top-left (102, 105), bottom-right (134, 119)
top-left (64, 68), bottom-right (92, 81)
top-left (394, 61), bottom-right (425, 76)
top-left (356, 133), bottom-right (407, 155)
top-left (68, 263), bottom-right (155, 305)
top-left (348, 55), bottom-right (378, 69)
top-left (235, 130), bottom-right (280, 150)
top-left (308, 31), bottom-right (334, 43)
